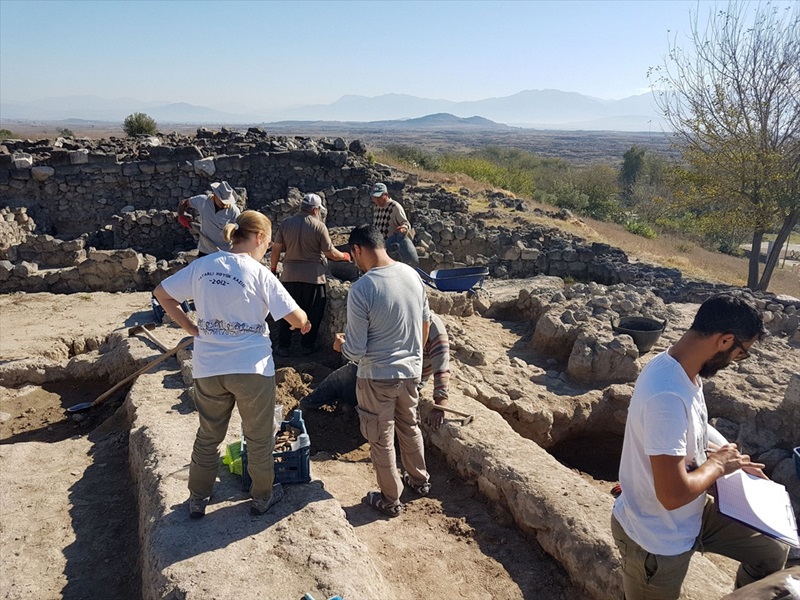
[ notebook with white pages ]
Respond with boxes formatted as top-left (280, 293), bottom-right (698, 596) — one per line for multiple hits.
top-left (714, 469), bottom-right (799, 548)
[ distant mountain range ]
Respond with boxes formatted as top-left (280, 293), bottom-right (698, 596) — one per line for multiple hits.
top-left (269, 113), bottom-right (514, 131)
top-left (0, 89), bottom-right (665, 132)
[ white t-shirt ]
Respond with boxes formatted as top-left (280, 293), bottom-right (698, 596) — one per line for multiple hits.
top-left (612, 349), bottom-right (709, 555)
top-left (160, 251), bottom-right (298, 378)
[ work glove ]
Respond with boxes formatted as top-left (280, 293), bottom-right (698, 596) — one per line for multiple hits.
top-left (341, 252), bottom-right (351, 262)
top-left (177, 215), bottom-right (192, 230)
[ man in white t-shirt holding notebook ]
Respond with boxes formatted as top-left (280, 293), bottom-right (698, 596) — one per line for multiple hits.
top-left (611, 294), bottom-right (789, 599)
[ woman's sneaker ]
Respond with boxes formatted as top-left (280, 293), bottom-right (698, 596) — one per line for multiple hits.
top-left (250, 484), bottom-right (284, 516)
top-left (188, 495), bottom-right (210, 519)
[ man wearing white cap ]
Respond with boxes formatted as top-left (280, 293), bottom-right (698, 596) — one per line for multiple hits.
top-left (177, 181), bottom-right (241, 256)
top-left (270, 193), bottom-right (351, 356)
top-left (370, 182), bottom-right (419, 267)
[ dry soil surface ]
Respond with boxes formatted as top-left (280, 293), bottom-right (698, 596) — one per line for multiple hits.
top-left (0, 292), bottom-right (583, 599)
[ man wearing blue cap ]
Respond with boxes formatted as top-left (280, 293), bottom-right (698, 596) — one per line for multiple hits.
top-left (370, 182), bottom-right (419, 267)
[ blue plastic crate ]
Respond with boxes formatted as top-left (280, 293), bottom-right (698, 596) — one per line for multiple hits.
top-left (241, 409), bottom-right (311, 490)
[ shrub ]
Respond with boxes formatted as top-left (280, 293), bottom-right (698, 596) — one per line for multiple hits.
top-left (439, 155), bottom-right (535, 198)
top-left (123, 112), bottom-right (158, 137)
top-left (624, 219), bottom-right (658, 239)
top-left (383, 145), bottom-right (441, 171)
top-left (58, 127), bottom-right (74, 137)
top-left (552, 182), bottom-right (589, 213)
top-left (0, 128), bottom-right (14, 140)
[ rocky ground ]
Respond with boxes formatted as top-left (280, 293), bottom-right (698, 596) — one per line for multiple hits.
top-left (0, 282), bottom-right (798, 599)
top-left (0, 292), bottom-right (582, 600)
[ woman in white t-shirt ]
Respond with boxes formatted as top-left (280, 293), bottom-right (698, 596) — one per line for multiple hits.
top-left (154, 210), bottom-right (311, 518)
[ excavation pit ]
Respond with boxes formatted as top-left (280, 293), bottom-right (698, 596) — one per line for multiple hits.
top-left (549, 432), bottom-right (624, 484)
top-left (0, 378), bottom-right (130, 443)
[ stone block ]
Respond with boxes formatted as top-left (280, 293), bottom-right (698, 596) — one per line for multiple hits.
top-left (13, 261), bottom-right (38, 276)
top-left (193, 157), bottom-right (215, 177)
top-left (69, 149), bottom-right (89, 164)
top-left (148, 146), bottom-right (174, 162)
top-left (173, 145), bottom-right (203, 162)
top-left (578, 248), bottom-right (595, 262)
top-left (521, 248), bottom-right (540, 261)
top-left (88, 152), bottom-right (117, 165)
top-left (499, 243), bottom-right (522, 261)
top-left (567, 329), bottom-right (640, 385)
top-left (321, 151), bottom-right (347, 168)
top-left (31, 167), bottom-right (56, 181)
top-left (48, 149), bottom-right (70, 167)
top-left (13, 153), bottom-right (33, 169)
top-left (215, 154), bottom-right (242, 171)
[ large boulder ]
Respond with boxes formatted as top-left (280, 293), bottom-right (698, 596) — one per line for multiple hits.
top-left (567, 328), bottom-right (640, 385)
top-left (530, 310), bottom-right (581, 361)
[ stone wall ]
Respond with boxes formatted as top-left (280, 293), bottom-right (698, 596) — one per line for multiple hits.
top-left (0, 130), bottom-right (374, 238)
top-left (111, 209), bottom-right (195, 260)
top-left (0, 207), bottom-right (35, 258)
top-left (1, 131), bottom-right (797, 332)
top-left (0, 248), bottom-right (163, 294)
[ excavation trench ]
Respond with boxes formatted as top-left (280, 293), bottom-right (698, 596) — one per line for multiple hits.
top-left (0, 367), bottom-right (143, 600)
top-left (125, 339), bottom-right (586, 600)
top-left (1, 301), bottom-right (743, 600)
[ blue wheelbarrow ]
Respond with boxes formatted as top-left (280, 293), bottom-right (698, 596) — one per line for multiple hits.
top-left (415, 266), bottom-right (489, 294)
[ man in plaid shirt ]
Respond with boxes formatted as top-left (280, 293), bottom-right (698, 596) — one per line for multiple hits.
top-left (370, 182), bottom-right (419, 266)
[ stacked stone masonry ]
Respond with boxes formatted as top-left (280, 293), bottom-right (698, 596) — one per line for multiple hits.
top-left (0, 130), bottom-right (797, 336)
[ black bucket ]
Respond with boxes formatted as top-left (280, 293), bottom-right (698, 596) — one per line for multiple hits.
top-left (612, 316), bottom-right (667, 354)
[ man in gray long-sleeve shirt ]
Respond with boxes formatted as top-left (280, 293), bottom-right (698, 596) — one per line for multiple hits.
top-left (334, 224), bottom-right (431, 517)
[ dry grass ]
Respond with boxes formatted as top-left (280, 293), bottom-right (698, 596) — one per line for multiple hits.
top-left (375, 153), bottom-right (490, 195)
top-left (583, 219), bottom-right (799, 297)
top-left (377, 156), bottom-right (800, 298)
top-left (469, 197), bottom-right (799, 297)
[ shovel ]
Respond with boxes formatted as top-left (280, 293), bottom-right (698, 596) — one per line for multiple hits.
top-left (128, 323), bottom-right (169, 352)
top-left (67, 337), bottom-right (193, 413)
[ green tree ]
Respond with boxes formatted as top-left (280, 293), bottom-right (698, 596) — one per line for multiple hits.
top-left (0, 128), bottom-right (14, 140)
top-left (574, 163), bottom-right (621, 220)
top-left (123, 112), bottom-right (158, 137)
top-left (58, 127), bottom-right (74, 137)
top-left (619, 145), bottom-right (646, 205)
top-left (650, 1), bottom-right (800, 291)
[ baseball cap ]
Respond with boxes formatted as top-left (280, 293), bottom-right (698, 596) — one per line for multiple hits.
top-left (302, 193), bottom-right (322, 208)
top-left (371, 182), bottom-right (388, 197)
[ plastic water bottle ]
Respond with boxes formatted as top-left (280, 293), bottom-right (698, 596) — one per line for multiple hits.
top-left (151, 296), bottom-right (164, 324)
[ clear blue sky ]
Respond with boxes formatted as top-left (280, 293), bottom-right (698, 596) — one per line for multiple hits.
top-left (0, 0), bottom-right (789, 111)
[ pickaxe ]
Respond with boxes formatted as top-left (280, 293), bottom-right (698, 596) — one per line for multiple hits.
top-left (128, 323), bottom-right (169, 352)
top-left (432, 404), bottom-right (474, 425)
